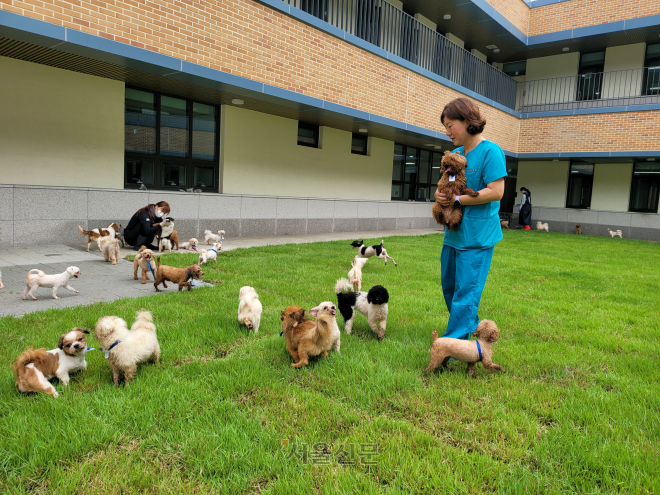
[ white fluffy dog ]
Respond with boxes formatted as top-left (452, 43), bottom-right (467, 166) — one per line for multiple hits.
top-left (348, 255), bottom-right (368, 292)
top-left (334, 278), bottom-right (390, 341)
top-left (607, 228), bottom-right (623, 238)
top-left (536, 221), bottom-right (549, 232)
top-left (179, 238), bottom-right (199, 251)
top-left (238, 286), bottom-right (263, 333)
top-left (94, 311), bottom-right (161, 386)
top-left (22, 266), bottom-right (80, 300)
top-left (100, 236), bottom-right (120, 265)
top-left (204, 229), bottom-right (225, 245)
top-left (199, 243), bottom-right (222, 264)
top-left (158, 217), bottom-right (175, 253)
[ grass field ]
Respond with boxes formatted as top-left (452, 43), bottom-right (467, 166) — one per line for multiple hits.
top-left (1, 231), bottom-right (659, 494)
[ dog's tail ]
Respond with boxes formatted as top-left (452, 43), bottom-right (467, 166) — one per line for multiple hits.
top-left (135, 310), bottom-right (153, 322)
top-left (136, 245), bottom-right (146, 256)
top-left (27, 269), bottom-right (45, 277)
top-left (431, 330), bottom-right (439, 341)
top-left (155, 256), bottom-right (161, 267)
top-left (334, 277), bottom-right (353, 294)
top-left (78, 225), bottom-right (94, 236)
top-left (12, 348), bottom-right (49, 377)
top-left (380, 239), bottom-right (384, 246)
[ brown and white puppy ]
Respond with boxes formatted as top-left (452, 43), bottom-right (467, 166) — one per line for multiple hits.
top-left (537, 221), bottom-right (549, 232)
top-left (12, 328), bottom-right (90, 398)
top-left (204, 229), bottom-right (225, 245)
top-left (100, 236), bottom-right (120, 265)
top-left (432, 151), bottom-right (479, 230)
top-left (133, 246), bottom-right (157, 284)
top-left (424, 320), bottom-right (505, 377)
top-left (198, 243), bottom-right (222, 264)
top-left (348, 255), bottom-right (368, 292)
top-left (575, 224), bottom-right (582, 235)
top-left (238, 286), bottom-right (263, 333)
top-left (280, 302), bottom-right (340, 368)
top-left (179, 238), bottom-right (199, 251)
top-left (607, 228), bottom-right (623, 238)
top-left (94, 311), bottom-right (160, 386)
top-left (22, 266), bottom-right (80, 300)
top-left (78, 223), bottom-right (120, 252)
top-left (153, 257), bottom-right (204, 292)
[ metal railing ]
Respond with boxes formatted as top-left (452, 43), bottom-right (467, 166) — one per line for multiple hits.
top-left (516, 67), bottom-right (660, 113)
top-left (283, 0), bottom-right (518, 109)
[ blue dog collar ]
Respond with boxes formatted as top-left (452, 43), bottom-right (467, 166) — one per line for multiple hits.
top-left (476, 340), bottom-right (483, 362)
top-left (279, 331), bottom-right (283, 336)
top-left (100, 340), bottom-right (120, 359)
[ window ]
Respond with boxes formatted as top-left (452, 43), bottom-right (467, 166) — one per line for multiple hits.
top-left (643, 43), bottom-right (660, 96)
top-left (351, 134), bottom-right (367, 155)
top-left (629, 162), bottom-right (660, 213)
top-left (391, 144), bottom-right (443, 201)
top-left (124, 88), bottom-right (219, 191)
top-left (576, 51), bottom-right (605, 101)
top-left (503, 61), bottom-right (526, 77)
top-left (297, 123), bottom-right (319, 148)
top-left (566, 162), bottom-right (594, 209)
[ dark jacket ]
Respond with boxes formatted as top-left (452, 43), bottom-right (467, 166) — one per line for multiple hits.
top-left (124, 207), bottom-right (161, 245)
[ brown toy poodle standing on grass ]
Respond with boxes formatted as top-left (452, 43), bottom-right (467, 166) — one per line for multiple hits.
top-left (424, 319), bottom-right (505, 377)
top-left (431, 151), bottom-right (479, 230)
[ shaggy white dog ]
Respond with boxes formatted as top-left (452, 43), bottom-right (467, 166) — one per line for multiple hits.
top-left (22, 266), bottom-right (80, 300)
top-left (237, 286), bottom-right (263, 333)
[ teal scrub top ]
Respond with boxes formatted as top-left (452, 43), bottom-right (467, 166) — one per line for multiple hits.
top-left (443, 139), bottom-right (507, 250)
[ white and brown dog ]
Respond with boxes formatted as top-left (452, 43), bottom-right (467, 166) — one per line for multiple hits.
top-left (536, 221), bottom-right (549, 232)
top-left (348, 255), bottom-right (368, 292)
top-left (350, 240), bottom-right (397, 267)
top-left (94, 311), bottom-right (161, 386)
top-left (199, 243), bottom-right (222, 264)
top-left (22, 266), bottom-right (80, 300)
top-left (78, 223), bottom-right (120, 252)
top-left (238, 286), bottom-right (263, 333)
top-left (12, 328), bottom-right (90, 398)
top-left (179, 238), bottom-right (199, 251)
top-left (100, 236), bottom-right (120, 265)
top-left (204, 229), bottom-right (225, 245)
top-left (334, 278), bottom-right (389, 341)
top-left (607, 228), bottom-right (623, 238)
top-left (158, 217), bottom-right (176, 253)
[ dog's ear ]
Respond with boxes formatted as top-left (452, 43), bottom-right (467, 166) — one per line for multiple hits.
top-left (74, 327), bottom-right (90, 335)
top-left (57, 334), bottom-right (65, 349)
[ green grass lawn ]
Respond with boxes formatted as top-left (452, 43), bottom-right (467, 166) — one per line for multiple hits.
top-left (1, 231), bottom-right (659, 494)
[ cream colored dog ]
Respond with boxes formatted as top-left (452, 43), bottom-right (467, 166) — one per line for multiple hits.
top-left (198, 243), bottom-right (222, 264)
top-left (100, 236), bottom-right (120, 265)
top-left (607, 228), bottom-right (623, 238)
top-left (238, 286), bottom-right (263, 333)
top-left (22, 266), bottom-right (80, 300)
top-left (179, 238), bottom-right (199, 251)
top-left (347, 255), bottom-right (368, 292)
top-left (94, 311), bottom-right (161, 386)
top-left (204, 229), bottom-right (225, 245)
top-left (536, 221), bottom-right (549, 232)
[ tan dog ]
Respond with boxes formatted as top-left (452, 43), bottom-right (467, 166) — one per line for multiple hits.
top-left (100, 236), bottom-right (120, 265)
top-left (12, 328), bottom-right (90, 398)
top-left (424, 320), bottom-right (505, 377)
top-left (280, 302), bottom-right (340, 368)
top-left (133, 246), bottom-right (157, 284)
top-left (432, 151), bottom-right (479, 230)
top-left (500, 220), bottom-right (510, 229)
top-left (153, 257), bottom-right (204, 292)
top-left (94, 311), bottom-right (160, 386)
top-left (348, 255), bottom-right (368, 292)
top-left (170, 229), bottom-right (179, 250)
top-left (238, 286), bottom-right (263, 333)
top-left (78, 223), bottom-right (120, 252)
top-left (179, 238), bottom-right (198, 251)
top-left (575, 224), bottom-right (582, 235)
top-left (537, 221), bottom-right (549, 232)
top-left (607, 228), bottom-right (623, 238)
top-left (22, 266), bottom-right (80, 300)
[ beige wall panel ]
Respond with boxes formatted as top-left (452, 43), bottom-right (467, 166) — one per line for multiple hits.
top-left (602, 43), bottom-right (646, 98)
top-left (591, 163), bottom-right (633, 212)
top-left (516, 161), bottom-right (569, 208)
top-left (523, 53), bottom-right (580, 105)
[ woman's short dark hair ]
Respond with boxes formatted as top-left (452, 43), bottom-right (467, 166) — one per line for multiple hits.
top-left (441, 98), bottom-right (486, 135)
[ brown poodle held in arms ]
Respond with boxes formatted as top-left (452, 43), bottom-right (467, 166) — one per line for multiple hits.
top-left (432, 151), bottom-right (479, 230)
top-left (424, 319), bottom-right (505, 377)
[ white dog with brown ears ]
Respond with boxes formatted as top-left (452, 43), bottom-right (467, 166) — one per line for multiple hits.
top-left (12, 328), bottom-right (90, 398)
top-left (607, 228), bottom-right (623, 238)
top-left (348, 255), bottom-right (368, 292)
top-left (22, 266), bottom-right (80, 300)
top-left (94, 311), bottom-right (161, 386)
top-left (99, 236), bottom-right (120, 265)
top-left (536, 221), bottom-right (549, 232)
top-left (238, 286), bottom-right (263, 333)
top-left (204, 229), bottom-right (225, 245)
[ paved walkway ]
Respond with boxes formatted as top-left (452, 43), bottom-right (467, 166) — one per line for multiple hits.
top-left (0, 228), bottom-right (441, 317)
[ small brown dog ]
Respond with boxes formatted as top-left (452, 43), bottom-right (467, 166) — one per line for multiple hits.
top-left (153, 256), bottom-right (204, 292)
top-left (170, 229), bottom-right (180, 250)
top-left (575, 224), bottom-right (582, 235)
top-left (280, 302), bottom-right (340, 368)
top-left (100, 236), bottom-right (120, 265)
top-left (133, 246), bottom-right (156, 284)
top-left (431, 151), bottom-right (479, 230)
top-left (424, 319), bottom-right (505, 377)
top-left (500, 220), bottom-right (510, 229)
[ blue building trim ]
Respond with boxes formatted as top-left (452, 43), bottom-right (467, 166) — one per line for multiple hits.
top-left (522, 104), bottom-right (660, 118)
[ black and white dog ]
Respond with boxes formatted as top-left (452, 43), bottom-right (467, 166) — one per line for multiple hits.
top-left (334, 278), bottom-right (389, 341)
top-left (158, 217), bottom-right (175, 253)
top-left (350, 240), bottom-right (397, 267)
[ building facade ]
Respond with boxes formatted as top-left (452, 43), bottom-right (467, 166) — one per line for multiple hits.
top-left (0, 0), bottom-right (659, 246)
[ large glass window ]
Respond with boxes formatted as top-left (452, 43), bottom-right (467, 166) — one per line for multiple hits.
top-left (566, 162), bottom-right (594, 209)
top-left (576, 51), bottom-right (605, 101)
top-left (391, 144), bottom-right (444, 201)
top-left (643, 43), bottom-right (660, 96)
top-left (297, 123), bottom-right (319, 148)
top-left (124, 88), bottom-right (219, 191)
top-left (629, 162), bottom-right (660, 213)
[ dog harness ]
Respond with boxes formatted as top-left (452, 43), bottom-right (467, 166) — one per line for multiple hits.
top-left (148, 262), bottom-right (156, 279)
top-left (476, 340), bottom-right (483, 362)
top-left (209, 249), bottom-right (217, 254)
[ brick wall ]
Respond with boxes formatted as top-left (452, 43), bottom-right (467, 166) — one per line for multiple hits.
top-left (0, 0), bottom-right (520, 152)
top-left (485, 0), bottom-right (529, 36)
top-left (518, 110), bottom-right (660, 153)
top-left (530, 0), bottom-right (660, 36)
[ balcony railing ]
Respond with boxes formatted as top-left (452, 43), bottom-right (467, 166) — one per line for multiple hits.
top-left (516, 67), bottom-right (660, 113)
top-left (282, 0), bottom-right (519, 110)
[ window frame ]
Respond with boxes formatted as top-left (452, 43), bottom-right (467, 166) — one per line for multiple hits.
top-left (124, 86), bottom-right (220, 192)
top-left (351, 133), bottom-right (368, 155)
top-left (628, 161), bottom-right (660, 213)
top-left (391, 144), bottom-right (442, 202)
top-left (565, 161), bottom-right (595, 209)
top-left (297, 122), bottom-right (320, 148)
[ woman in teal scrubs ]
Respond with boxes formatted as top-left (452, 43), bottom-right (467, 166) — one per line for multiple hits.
top-left (434, 98), bottom-right (507, 340)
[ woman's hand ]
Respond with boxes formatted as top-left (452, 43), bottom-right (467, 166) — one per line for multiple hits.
top-left (435, 188), bottom-right (453, 207)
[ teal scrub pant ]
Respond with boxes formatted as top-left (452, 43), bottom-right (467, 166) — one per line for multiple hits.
top-left (441, 245), bottom-right (494, 340)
